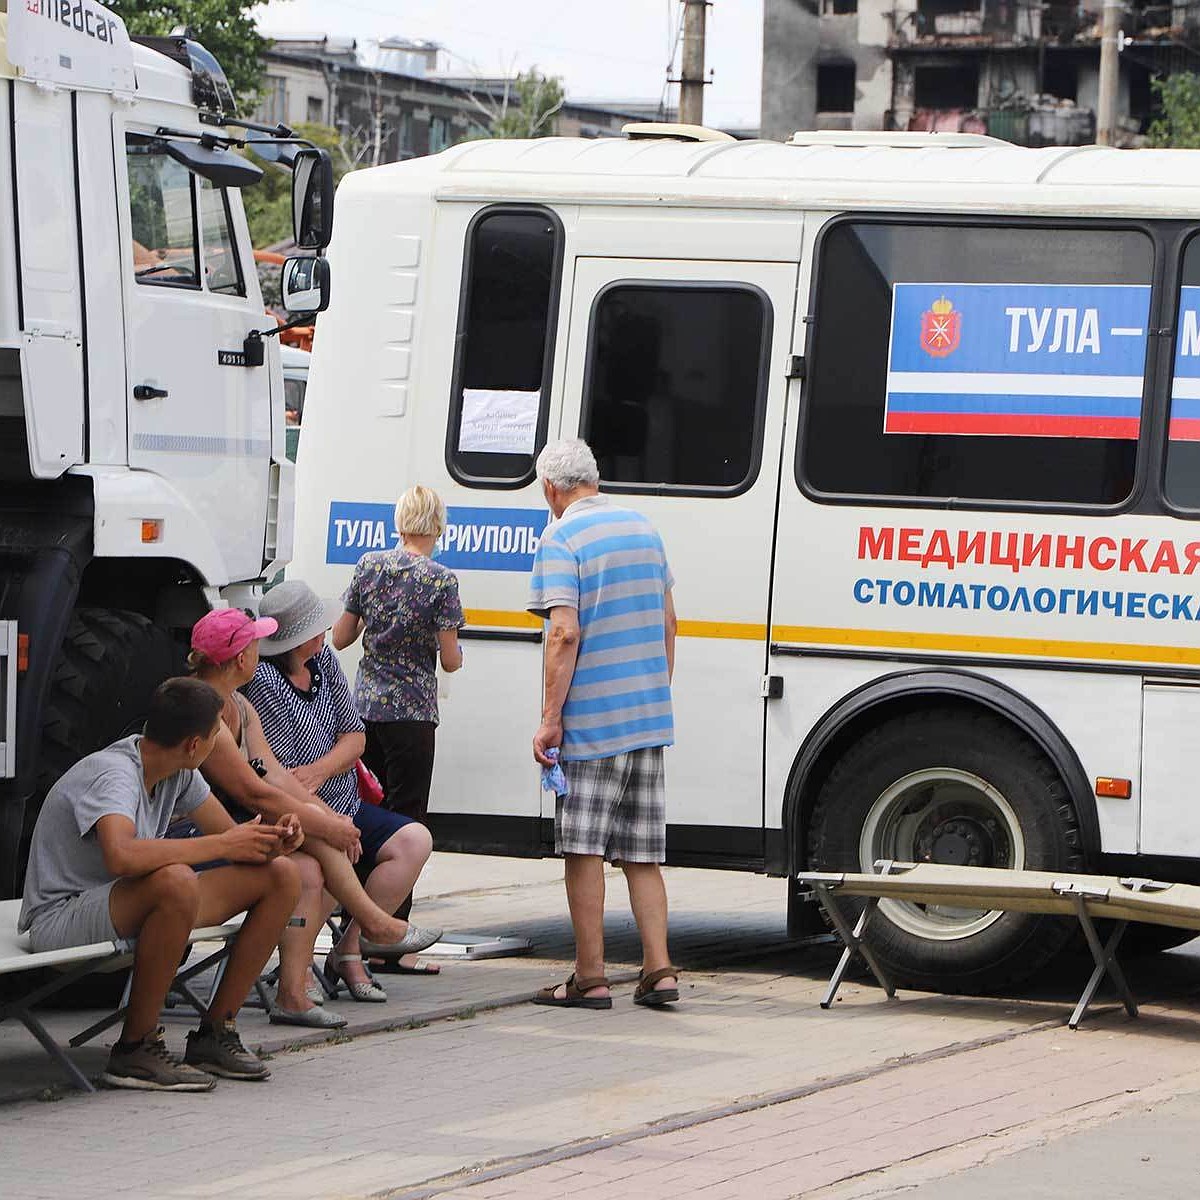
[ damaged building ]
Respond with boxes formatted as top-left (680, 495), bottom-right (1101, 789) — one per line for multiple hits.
top-left (762, 0), bottom-right (1200, 145)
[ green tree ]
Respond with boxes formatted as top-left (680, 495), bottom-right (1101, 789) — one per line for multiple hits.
top-left (108, 0), bottom-right (271, 106)
top-left (243, 123), bottom-right (361, 251)
top-left (470, 69), bottom-right (565, 139)
top-left (1147, 72), bottom-right (1200, 148)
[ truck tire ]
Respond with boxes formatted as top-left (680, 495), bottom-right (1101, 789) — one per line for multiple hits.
top-left (806, 707), bottom-right (1083, 994)
top-left (10, 610), bottom-right (179, 1006)
top-left (37, 608), bottom-right (178, 800)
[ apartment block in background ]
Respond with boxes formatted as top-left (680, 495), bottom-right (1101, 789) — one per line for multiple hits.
top-left (762, 0), bottom-right (1200, 146)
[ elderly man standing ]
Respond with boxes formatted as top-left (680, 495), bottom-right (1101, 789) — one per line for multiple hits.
top-left (528, 438), bottom-right (679, 1010)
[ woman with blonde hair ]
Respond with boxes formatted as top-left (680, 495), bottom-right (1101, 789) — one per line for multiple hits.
top-left (334, 485), bottom-right (464, 974)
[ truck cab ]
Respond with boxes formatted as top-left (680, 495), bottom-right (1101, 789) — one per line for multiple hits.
top-left (0, 1), bottom-right (333, 894)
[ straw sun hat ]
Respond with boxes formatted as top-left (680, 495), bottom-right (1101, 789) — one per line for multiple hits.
top-left (258, 580), bottom-right (342, 655)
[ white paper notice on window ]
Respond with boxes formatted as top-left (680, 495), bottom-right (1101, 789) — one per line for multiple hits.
top-left (458, 389), bottom-right (540, 455)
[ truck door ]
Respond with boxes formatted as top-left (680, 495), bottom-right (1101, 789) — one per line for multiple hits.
top-left (12, 84), bottom-right (84, 477)
top-left (121, 132), bottom-right (271, 585)
top-left (557, 257), bottom-right (799, 852)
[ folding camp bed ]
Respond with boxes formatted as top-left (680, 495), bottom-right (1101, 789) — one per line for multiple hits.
top-left (798, 862), bottom-right (1200, 1028)
top-left (0, 899), bottom-right (246, 1092)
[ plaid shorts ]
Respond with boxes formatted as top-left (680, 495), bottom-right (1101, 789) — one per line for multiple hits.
top-left (557, 747), bottom-right (666, 863)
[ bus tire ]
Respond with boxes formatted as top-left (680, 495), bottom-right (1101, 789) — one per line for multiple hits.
top-left (806, 706), bottom-right (1083, 994)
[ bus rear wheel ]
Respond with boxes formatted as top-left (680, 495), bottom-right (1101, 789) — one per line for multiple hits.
top-left (806, 707), bottom-right (1084, 994)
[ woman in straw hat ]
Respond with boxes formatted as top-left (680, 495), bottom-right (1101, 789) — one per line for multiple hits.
top-left (246, 580), bottom-right (440, 1002)
top-left (190, 602), bottom-right (439, 1015)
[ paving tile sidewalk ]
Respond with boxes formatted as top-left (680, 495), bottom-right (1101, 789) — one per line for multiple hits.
top-left (440, 1009), bottom-right (1200, 1200)
top-left (6, 853), bottom-right (1200, 1200)
top-left (2, 961), bottom-right (1068, 1200)
top-left (0, 854), bottom-right (796, 1102)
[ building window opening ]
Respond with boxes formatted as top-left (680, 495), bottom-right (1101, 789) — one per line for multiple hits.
top-left (914, 63), bottom-right (980, 109)
top-left (817, 63), bottom-right (857, 113)
top-left (306, 96), bottom-right (324, 124)
top-left (1041, 56), bottom-right (1077, 101)
top-left (822, 0), bottom-right (858, 14)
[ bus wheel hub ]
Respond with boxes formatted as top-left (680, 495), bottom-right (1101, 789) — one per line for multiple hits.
top-left (921, 818), bottom-right (989, 867)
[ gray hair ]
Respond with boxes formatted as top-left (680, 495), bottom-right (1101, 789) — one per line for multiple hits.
top-left (535, 439), bottom-right (599, 491)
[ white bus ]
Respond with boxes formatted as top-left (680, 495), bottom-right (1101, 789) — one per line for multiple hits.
top-left (292, 129), bottom-right (1200, 992)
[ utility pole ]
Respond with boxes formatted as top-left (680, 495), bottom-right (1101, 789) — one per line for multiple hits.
top-left (679, 0), bottom-right (709, 127)
top-left (1096, 0), bottom-right (1122, 146)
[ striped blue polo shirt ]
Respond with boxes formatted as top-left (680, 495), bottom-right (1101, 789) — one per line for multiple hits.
top-left (528, 494), bottom-right (674, 761)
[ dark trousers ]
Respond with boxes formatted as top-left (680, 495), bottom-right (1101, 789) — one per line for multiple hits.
top-left (363, 719), bottom-right (436, 920)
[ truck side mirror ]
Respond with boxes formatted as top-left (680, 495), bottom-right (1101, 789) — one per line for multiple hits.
top-left (292, 148), bottom-right (334, 250)
top-left (281, 256), bottom-right (330, 315)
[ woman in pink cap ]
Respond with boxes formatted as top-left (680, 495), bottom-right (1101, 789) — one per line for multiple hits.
top-left (188, 608), bottom-right (440, 1023)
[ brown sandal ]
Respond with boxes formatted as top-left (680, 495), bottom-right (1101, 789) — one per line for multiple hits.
top-left (634, 966), bottom-right (680, 1007)
top-left (533, 973), bottom-right (612, 1010)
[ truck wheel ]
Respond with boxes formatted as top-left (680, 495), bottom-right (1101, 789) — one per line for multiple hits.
top-left (806, 707), bottom-right (1083, 994)
top-left (37, 608), bottom-right (178, 798)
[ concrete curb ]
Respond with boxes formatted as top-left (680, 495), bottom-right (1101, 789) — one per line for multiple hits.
top-left (253, 968), bottom-right (643, 1056)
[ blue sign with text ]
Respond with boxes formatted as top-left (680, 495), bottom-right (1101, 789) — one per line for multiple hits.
top-left (326, 502), bottom-right (548, 572)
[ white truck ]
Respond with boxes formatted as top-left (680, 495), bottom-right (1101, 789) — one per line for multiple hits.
top-left (294, 127), bottom-right (1200, 991)
top-left (0, 0), bottom-right (334, 895)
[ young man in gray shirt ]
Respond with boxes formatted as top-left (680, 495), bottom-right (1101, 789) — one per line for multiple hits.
top-left (21, 676), bottom-right (304, 1091)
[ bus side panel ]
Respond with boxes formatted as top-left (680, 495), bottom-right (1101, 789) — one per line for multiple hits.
top-left (294, 187), bottom-right (558, 842)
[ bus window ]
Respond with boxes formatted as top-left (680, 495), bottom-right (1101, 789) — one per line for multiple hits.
top-left (580, 283), bottom-right (770, 494)
top-left (800, 221), bottom-right (1153, 507)
top-left (447, 207), bottom-right (562, 488)
top-left (1164, 234), bottom-right (1200, 511)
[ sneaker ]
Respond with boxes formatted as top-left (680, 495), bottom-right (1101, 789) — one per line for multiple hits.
top-left (184, 1021), bottom-right (271, 1081)
top-left (101, 1027), bottom-right (216, 1093)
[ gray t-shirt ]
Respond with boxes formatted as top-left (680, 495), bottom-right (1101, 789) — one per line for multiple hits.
top-left (19, 736), bottom-right (210, 933)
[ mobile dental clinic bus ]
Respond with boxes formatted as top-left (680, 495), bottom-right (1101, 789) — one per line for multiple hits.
top-left (292, 127), bottom-right (1200, 992)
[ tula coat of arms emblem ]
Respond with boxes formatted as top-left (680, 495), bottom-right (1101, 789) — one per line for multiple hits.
top-left (920, 296), bottom-right (961, 358)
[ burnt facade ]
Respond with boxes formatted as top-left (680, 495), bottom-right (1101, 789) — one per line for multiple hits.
top-left (762, 0), bottom-right (1200, 146)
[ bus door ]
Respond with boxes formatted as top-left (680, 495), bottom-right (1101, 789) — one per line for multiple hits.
top-left (430, 206), bottom-right (567, 850)
top-left (557, 257), bottom-right (799, 853)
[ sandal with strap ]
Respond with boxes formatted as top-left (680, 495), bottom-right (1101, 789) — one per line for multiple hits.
top-left (532, 973), bottom-right (612, 1010)
top-left (323, 950), bottom-right (388, 1003)
top-left (634, 966), bottom-right (680, 1007)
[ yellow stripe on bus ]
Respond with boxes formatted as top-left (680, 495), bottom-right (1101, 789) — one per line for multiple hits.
top-left (463, 611), bottom-right (766, 639)
top-left (464, 608), bottom-right (543, 630)
top-left (770, 624), bottom-right (1200, 667)
top-left (463, 610), bottom-right (1200, 666)
top-left (677, 620), bottom-right (766, 640)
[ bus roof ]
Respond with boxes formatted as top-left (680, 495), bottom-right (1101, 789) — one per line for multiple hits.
top-left (340, 135), bottom-right (1200, 219)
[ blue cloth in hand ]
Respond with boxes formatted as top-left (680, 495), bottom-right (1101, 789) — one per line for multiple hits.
top-left (540, 747), bottom-right (568, 798)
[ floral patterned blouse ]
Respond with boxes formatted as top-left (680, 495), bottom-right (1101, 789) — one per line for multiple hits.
top-left (343, 548), bottom-right (465, 723)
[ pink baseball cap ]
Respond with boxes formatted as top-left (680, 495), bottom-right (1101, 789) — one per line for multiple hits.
top-left (191, 607), bottom-right (279, 665)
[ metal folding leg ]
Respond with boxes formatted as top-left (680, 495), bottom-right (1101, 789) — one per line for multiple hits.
top-left (0, 954), bottom-right (125, 1092)
top-left (811, 882), bottom-right (896, 1009)
top-left (1060, 889), bottom-right (1139, 1029)
top-left (70, 941), bottom-right (235, 1048)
